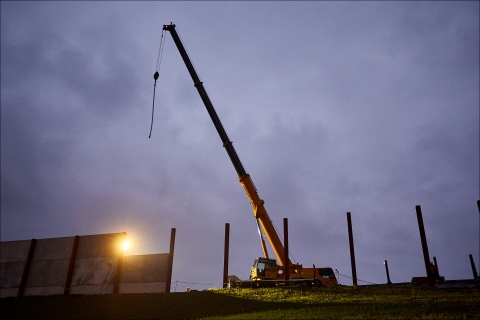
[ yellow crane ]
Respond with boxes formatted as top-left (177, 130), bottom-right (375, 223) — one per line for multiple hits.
top-left (162, 23), bottom-right (337, 287)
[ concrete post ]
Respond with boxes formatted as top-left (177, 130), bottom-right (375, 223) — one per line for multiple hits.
top-left (416, 205), bottom-right (434, 287)
top-left (284, 218), bottom-right (289, 287)
top-left (347, 212), bottom-right (357, 286)
top-left (223, 223), bottom-right (230, 288)
top-left (165, 228), bottom-right (176, 293)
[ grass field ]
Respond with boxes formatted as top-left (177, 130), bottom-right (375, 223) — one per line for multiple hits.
top-left (1, 285), bottom-right (479, 319)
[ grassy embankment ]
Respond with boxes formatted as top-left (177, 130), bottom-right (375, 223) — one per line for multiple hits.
top-left (1, 286), bottom-right (479, 319)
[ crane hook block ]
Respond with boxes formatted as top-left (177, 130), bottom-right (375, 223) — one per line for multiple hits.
top-left (153, 71), bottom-right (159, 81)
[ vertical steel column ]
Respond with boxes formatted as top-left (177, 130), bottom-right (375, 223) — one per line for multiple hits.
top-left (433, 256), bottom-right (440, 279)
top-left (469, 254), bottom-right (478, 279)
top-left (384, 260), bottom-right (392, 284)
top-left (223, 223), bottom-right (230, 288)
top-left (64, 235), bottom-right (80, 295)
top-left (113, 232), bottom-right (127, 294)
top-left (477, 200), bottom-right (480, 275)
top-left (165, 228), bottom-right (176, 293)
top-left (283, 218), bottom-right (289, 287)
top-left (18, 239), bottom-right (36, 297)
top-left (416, 205), bottom-right (434, 287)
top-left (347, 212), bottom-right (357, 286)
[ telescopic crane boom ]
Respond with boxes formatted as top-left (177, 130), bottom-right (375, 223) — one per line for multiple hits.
top-left (163, 23), bottom-right (286, 266)
top-left (162, 23), bottom-right (337, 286)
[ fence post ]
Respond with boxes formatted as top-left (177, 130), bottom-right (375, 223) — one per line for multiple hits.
top-left (416, 205), bottom-right (434, 287)
top-left (223, 223), bottom-right (230, 288)
top-left (347, 212), bottom-right (357, 286)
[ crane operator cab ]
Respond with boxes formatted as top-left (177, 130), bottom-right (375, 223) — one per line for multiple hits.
top-left (251, 258), bottom-right (278, 280)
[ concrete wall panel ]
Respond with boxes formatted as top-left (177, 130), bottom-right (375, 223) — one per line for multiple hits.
top-left (24, 286), bottom-right (63, 296)
top-left (75, 233), bottom-right (124, 259)
top-left (26, 260), bottom-right (70, 287)
top-left (1, 262), bottom-right (25, 288)
top-left (0, 240), bottom-right (31, 263)
top-left (118, 282), bottom-right (166, 294)
top-left (32, 237), bottom-right (74, 261)
top-left (69, 284), bottom-right (114, 295)
top-left (0, 232), bottom-right (172, 296)
top-left (120, 254), bottom-right (169, 283)
top-left (0, 288), bottom-right (19, 298)
top-left (71, 257), bottom-right (115, 286)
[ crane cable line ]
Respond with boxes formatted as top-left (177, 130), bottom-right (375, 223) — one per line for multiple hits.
top-left (149, 29), bottom-right (166, 138)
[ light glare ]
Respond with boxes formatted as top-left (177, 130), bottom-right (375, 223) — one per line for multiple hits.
top-left (122, 241), bottom-right (131, 251)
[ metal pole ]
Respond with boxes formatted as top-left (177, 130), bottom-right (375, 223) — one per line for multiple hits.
top-left (64, 235), bottom-right (80, 295)
top-left (433, 256), bottom-right (440, 280)
top-left (469, 254), bottom-right (478, 279)
top-left (113, 232), bottom-right (127, 294)
top-left (416, 205), bottom-right (434, 287)
top-left (477, 200), bottom-right (480, 275)
top-left (284, 218), bottom-right (289, 287)
top-left (347, 212), bottom-right (357, 286)
top-left (18, 239), bottom-right (36, 297)
top-left (223, 223), bottom-right (230, 288)
top-left (384, 260), bottom-right (392, 284)
top-left (165, 228), bottom-right (176, 293)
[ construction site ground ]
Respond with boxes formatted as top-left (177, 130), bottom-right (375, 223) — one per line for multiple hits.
top-left (1, 282), bottom-right (479, 319)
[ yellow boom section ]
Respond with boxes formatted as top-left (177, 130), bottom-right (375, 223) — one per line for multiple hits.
top-left (239, 174), bottom-right (289, 267)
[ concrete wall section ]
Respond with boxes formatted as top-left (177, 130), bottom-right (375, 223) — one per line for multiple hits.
top-left (23, 237), bottom-right (74, 296)
top-left (69, 233), bottom-right (124, 295)
top-left (119, 254), bottom-right (169, 293)
top-left (121, 254), bottom-right (169, 283)
top-left (70, 257), bottom-right (118, 294)
top-left (118, 282), bottom-right (167, 294)
top-left (0, 240), bottom-right (32, 297)
top-left (1, 232), bottom-right (171, 296)
top-left (75, 233), bottom-right (124, 259)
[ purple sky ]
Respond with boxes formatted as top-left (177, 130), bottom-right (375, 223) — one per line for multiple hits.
top-left (1, 2), bottom-right (479, 289)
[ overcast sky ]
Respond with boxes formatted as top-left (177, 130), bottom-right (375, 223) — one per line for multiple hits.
top-left (1, 1), bottom-right (479, 289)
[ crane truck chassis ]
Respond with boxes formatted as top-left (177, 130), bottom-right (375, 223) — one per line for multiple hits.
top-left (162, 23), bottom-right (338, 288)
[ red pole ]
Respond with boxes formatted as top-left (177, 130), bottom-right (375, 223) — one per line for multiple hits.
top-left (165, 228), bottom-right (176, 293)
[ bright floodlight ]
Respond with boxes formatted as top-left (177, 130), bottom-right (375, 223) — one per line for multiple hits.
top-left (122, 241), bottom-right (131, 251)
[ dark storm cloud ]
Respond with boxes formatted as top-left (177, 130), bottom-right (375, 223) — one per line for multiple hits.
top-left (1, 1), bottom-right (478, 288)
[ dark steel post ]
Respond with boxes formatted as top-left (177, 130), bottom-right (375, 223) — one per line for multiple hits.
top-left (18, 239), bottom-right (36, 297)
top-left (469, 254), bottom-right (478, 279)
top-left (347, 212), bottom-right (357, 286)
top-left (223, 223), bottom-right (230, 288)
top-left (165, 228), bottom-right (176, 293)
top-left (416, 205), bottom-right (434, 287)
top-left (433, 256), bottom-right (440, 279)
top-left (384, 260), bottom-right (392, 284)
top-left (477, 200), bottom-right (480, 276)
top-left (113, 232), bottom-right (127, 294)
top-left (284, 218), bottom-right (289, 287)
top-left (64, 235), bottom-right (80, 295)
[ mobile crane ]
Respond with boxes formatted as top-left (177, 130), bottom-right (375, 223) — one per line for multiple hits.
top-left (162, 23), bottom-right (337, 287)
